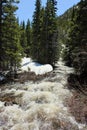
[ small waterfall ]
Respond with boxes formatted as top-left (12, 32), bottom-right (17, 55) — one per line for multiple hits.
top-left (0, 60), bottom-right (86, 130)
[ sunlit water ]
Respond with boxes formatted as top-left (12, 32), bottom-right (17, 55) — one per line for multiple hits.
top-left (0, 61), bottom-right (86, 130)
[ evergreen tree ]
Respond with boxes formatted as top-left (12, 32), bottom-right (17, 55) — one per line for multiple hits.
top-left (0, 0), bottom-right (2, 67)
top-left (32, 0), bottom-right (41, 61)
top-left (20, 21), bottom-right (27, 55)
top-left (31, 0), bottom-right (58, 66)
top-left (43, 0), bottom-right (58, 65)
top-left (62, 5), bottom-right (77, 66)
top-left (0, 0), bottom-right (6, 68)
top-left (26, 19), bottom-right (31, 57)
top-left (1, 0), bottom-right (22, 71)
top-left (37, 7), bottom-right (45, 63)
top-left (64, 0), bottom-right (87, 75)
top-left (72, 0), bottom-right (87, 75)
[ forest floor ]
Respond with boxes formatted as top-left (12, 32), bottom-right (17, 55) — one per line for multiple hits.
top-left (66, 74), bottom-right (87, 125)
top-left (67, 91), bottom-right (87, 125)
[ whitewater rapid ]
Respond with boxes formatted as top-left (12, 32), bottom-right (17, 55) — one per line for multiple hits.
top-left (0, 61), bottom-right (86, 130)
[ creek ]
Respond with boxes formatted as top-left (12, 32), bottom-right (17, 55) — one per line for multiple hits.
top-left (0, 60), bottom-right (86, 130)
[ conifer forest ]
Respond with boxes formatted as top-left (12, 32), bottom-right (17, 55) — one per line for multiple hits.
top-left (0, 0), bottom-right (87, 130)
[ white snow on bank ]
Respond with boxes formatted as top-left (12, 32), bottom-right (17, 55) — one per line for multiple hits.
top-left (21, 57), bottom-right (32, 66)
top-left (20, 57), bottom-right (53, 75)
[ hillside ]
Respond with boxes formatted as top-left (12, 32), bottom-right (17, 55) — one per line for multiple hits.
top-left (57, 7), bottom-right (73, 47)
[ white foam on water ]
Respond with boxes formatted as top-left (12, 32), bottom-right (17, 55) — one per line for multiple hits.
top-left (0, 60), bottom-right (86, 130)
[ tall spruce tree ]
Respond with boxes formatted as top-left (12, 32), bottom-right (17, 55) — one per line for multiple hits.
top-left (0, 0), bottom-right (6, 68)
top-left (43, 0), bottom-right (58, 65)
top-left (26, 19), bottom-right (31, 57)
top-left (37, 7), bottom-right (45, 63)
top-left (32, 0), bottom-right (41, 61)
top-left (1, 0), bottom-right (22, 71)
top-left (0, 0), bottom-right (2, 68)
top-left (32, 0), bottom-right (58, 65)
top-left (20, 21), bottom-right (27, 56)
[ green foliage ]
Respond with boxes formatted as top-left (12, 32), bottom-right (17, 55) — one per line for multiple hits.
top-left (32, 0), bottom-right (58, 66)
top-left (20, 21), bottom-right (27, 56)
top-left (57, 7), bottom-right (74, 58)
top-left (43, 0), bottom-right (58, 65)
top-left (32, 0), bottom-right (41, 61)
top-left (0, 0), bottom-right (22, 70)
top-left (57, 11), bottom-right (69, 40)
top-left (26, 19), bottom-right (32, 57)
top-left (0, 0), bottom-right (6, 66)
top-left (64, 0), bottom-right (87, 75)
top-left (36, 7), bottom-right (45, 63)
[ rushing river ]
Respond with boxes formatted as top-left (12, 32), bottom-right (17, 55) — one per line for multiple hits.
top-left (0, 61), bottom-right (86, 130)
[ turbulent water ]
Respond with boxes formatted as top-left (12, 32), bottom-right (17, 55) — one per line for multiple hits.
top-left (0, 61), bottom-right (86, 130)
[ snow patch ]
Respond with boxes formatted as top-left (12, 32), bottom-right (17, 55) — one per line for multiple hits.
top-left (20, 57), bottom-right (53, 75)
top-left (21, 57), bottom-right (32, 66)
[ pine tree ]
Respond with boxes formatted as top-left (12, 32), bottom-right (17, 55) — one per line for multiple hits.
top-left (31, 0), bottom-right (58, 65)
top-left (0, 0), bottom-right (2, 67)
top-left (43, 0), bottom-right (58, 65)
top-left (62, 6), bottom-right (75, 66)
top-left (26, 19), bottom-right (31, 57)
top-left (20, 21), bottom-right (27, 56)
top-left (64, 0), bottom-right (87, 75)
top-left (72, 0), bottom-right (87, 75)
top-left (32, 0), bottom-right (41, 61)
top-left (1, 0), bottom-right (22, 71)
top-left (37, 7), bottom-right (45, 63)
top-left (0, 0), bottom-right (6, 68)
